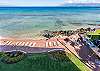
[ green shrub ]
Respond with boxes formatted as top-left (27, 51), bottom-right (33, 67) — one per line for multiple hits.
top-left (1, 51), bottom-right (26, 64)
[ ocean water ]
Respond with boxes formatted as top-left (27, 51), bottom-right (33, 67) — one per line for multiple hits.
top-left (0, 7), bottom-right (100, 39)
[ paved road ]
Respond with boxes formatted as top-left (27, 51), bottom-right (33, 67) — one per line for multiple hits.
top-left (0, 45), bottom-right (64, 53)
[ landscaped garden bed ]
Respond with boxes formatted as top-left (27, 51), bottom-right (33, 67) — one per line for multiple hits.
top-left (1, 51), bottom-right (27, 64)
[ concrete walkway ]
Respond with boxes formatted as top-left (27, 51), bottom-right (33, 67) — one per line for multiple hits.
top-left (0, 45), bottom-right (64, 53)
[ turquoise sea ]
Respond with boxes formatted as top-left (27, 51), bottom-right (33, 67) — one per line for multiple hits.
top-left (0, 7), bottom-right (100, 39)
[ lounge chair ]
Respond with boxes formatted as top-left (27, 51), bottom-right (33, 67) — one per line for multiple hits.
top-left (17, 42), bottom-right (23, 46)
top-left (15, 42), bottom-right (20, 45)
top-left (53, 41), bottom-right (57, 46)
top-left (5, 41), bottom-right (10, 45)
top-left (32, 43), bottom-right (36, 47)
top-left (48, 42), bottom-right (52, 47)
top-left (7, 41), bottom-right (12, 45)
top-left (21, 42), bottom-right (26, 46)
top-left (27, 42), bottom-right (33, 47)
top-left (46, 42), bottom-right (48, 47)
top-left (28, 42), bottom-right (36, 47)
top-left (25, 42), bottom-right (30, 46)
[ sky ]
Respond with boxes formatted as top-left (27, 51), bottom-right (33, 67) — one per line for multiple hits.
top-left (0, 0), bottom-right (100, 6)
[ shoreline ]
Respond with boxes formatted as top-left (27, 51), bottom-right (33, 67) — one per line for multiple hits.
top-left (0, 27), bottom-right (96, 48)
top-left (0, 26), bottom-right (96, 40)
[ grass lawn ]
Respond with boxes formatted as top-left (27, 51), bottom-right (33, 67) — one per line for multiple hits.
top-left (0, 51), bottom-right (90, 71)
top-left (67, 53), bottom-right (91, 71)
top-left (87, 29), bottom-right (100, 35)
top-left (87, 29), bottom-right (100, 40)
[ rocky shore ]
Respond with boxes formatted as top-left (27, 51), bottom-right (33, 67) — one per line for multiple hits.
top-left (42, 27), bottom-right (95, 39)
